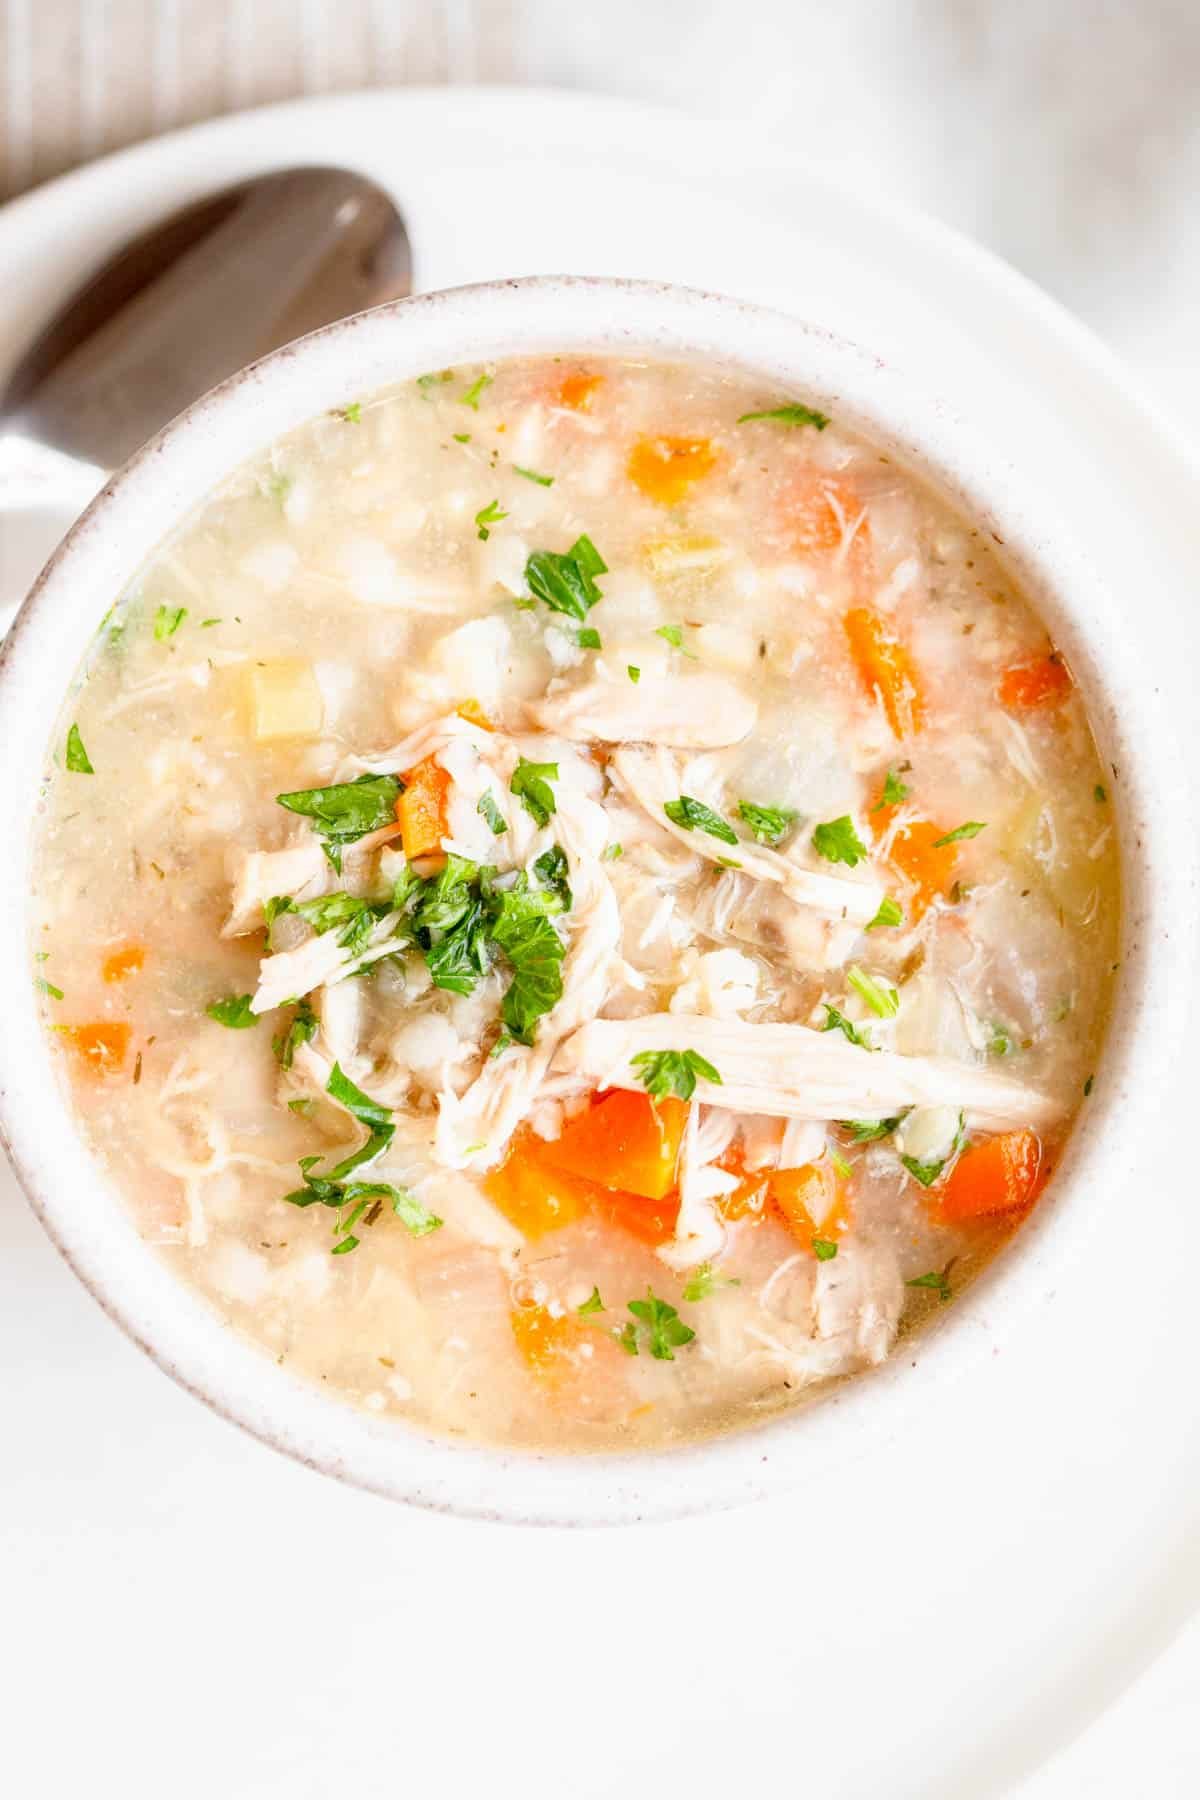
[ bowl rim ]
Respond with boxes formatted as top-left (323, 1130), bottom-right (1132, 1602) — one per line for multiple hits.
top-left (0, 274), bottom-right (1173, 1525)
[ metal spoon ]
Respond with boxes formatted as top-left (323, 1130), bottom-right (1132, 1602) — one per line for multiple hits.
top-left (0, 165), bottom-right (412, 626)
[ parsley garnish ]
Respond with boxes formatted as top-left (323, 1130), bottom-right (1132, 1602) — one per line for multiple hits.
top-left (630, 1047), bottom-right (722, 1100)
top-left (873, 767), bottom-right (910, 810)
top-left (987, 1024), bottom-right (1012, 1057)
top-left (276, 773), bottom-right (400, 872)
top-left (65, 724), bottom-right (94, 773)
top-left (341, 402), bottom-right (362, 423)
top-left (154, 604), bottom-right (187, 640)
top-left (577, 626), bottom-right (602, 650)
top-left (453, 432), bottom-right (471, 443)
top-left (206, 994), bottom-right (257, 1029)
top-left (524, 534), bottom-right (607, 621)
top-left (460, 372), bottom-right (493, 409)
top-left (839, 1115), bottom-right (903, 1142)
top-left (624, 1290), bottom-right (696, 1360)
top-left (627, 664), bottom-right (641, 684)
top-left (812, 1238), bottom-right (838, 1261)
top-left (682, 1262), bottom-right (741, 1302)
top-left (654, 623), bottom-right (696, 657)
top-left (475, 499), bottom-right (507, 541)
top-left (601, 842), bottom-right (623, 861)
top-left (577, 1286), bottom-right (605, 1316)
top-left (272, 998), bottom-right (317, 1070)
top-left (477, 790), bottom-right (508, 835)
top-left (532, 844), bottom-right (572, 910)
top-left (821, 1004), bottom-right (870, 1048)
top-left (514, 465), bottom-right (554, 486)
top-left (200, 617), bottom-right (222, 628)
top-left (812, 815), bottom-right (868, 867)
top-left (865, 896), bottom-right (903, 931)
top-left (736, 402), bottom-right (829, 429)
top-left (416, 369), bottom-right (453, 389)
top-left (737, 799), bottom-right (798, 846)
top-left (900, 1114), bottom-right (965, 1188)
top-left (510, 758), bottom-right (559, 828)
top-left (663, 794), bottom-right (738, 845)
top-left (932, 821), bottom-right (987, 848)
top-left (846, 964), bottom-right (899, 1019)
top-left (906, 1265), bottom-right (954, 1303)
top-left (36, 977), bottom-right (63, 1000)
top-left (1094, 784), bottom-right (1107, 803)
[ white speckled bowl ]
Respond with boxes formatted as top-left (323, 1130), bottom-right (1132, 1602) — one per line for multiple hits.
top-left (0, 277), bottom-right (1173, 1524)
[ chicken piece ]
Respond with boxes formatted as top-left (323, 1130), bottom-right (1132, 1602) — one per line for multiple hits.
top-left (610, 746), bottom-right (883, 928)
top-left (528, 670), bottom-right (757, 748)
top-left (223, 839), bottom-right (331, 936)
top-left (347, 709), bottom-right (493, 780)
top-left (669, 947), bottom-right (760, 1018)
top-left (250, 909), bottom-right (407, 1015)
top-left (553, 1012), bottom-right (1062, 1131)
top-left (657, 1107), bottom-right (739, 1272)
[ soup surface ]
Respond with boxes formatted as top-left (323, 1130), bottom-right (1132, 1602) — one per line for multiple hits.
top-left (32, 355), bottom-right (1118, 1451)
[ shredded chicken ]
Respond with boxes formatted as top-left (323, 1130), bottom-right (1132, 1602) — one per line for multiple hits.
top-left (610, 745), bottom-right (883, 928)
top-left (250, 909), bottom-right (407, 1015)
top-left (657, 1107), bottom-right (739, 1272)
top-left (223, 840), bottom-right (332, 936)
top-left (528, 670), bottom-right (757, 748)
top-left (553, 1011), bottom-right (1063, 1130)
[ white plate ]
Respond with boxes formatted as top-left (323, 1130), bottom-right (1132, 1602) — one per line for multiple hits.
top-left (1, 87), bottom-right (1198, 1800)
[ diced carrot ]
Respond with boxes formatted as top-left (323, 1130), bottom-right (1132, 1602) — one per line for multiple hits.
top-left (886, 816), bottom-right (958, 920)
top-left (998, 654), bottom-right (1072, 711)
top-left (939, 1130), bottom-right (1045, 1223)
top-left (456, 698), bottom-right (495, 731)
top-left (845, 607), bottom-right (925, 738)
top-left (485, 1129), bottom-right (593, 1239)
top-left (768, 1162), bottom-right (850, 1248)
top-left (627, 436), bottom-right (719, 506)
top-left (557, 371), bottom-right (604, 412)
top-left (779, 471), bottom-right (872, 571)
top-left (58, 1021), bottom-right (131, 1076)
top-left (397, 755), bottom-right (451, 860)
top-left (510, 1303), bottom-right (584, 1382)
top-left (102, 944), bottom-right (145, 983)
top-left (540, 1090), bottom-right (688, 1201)
top-left (719, 1169), bottom-right (772, 1224)
top-left (595, 1188), bottom-right (681, 1247)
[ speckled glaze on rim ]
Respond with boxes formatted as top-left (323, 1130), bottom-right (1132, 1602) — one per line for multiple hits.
top-left (0, 276), bottom-right (1174, 1525)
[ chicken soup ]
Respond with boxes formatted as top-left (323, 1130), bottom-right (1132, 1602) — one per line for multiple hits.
top-left (32, 356), bottom-right (1118, 1450)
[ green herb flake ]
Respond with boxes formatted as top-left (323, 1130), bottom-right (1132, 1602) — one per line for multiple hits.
top-left (737, 799), bottom-right (799, 846)
top-left (200, 617), bottom-right (222, 628)
top-left (36, 977), bottom-right (64, 1000)
top-left (865, 896), bottom-right (904, 932)
top-left (577, 1286), bottom-right (605, 1316)
top-left (287, 1097), bottom-right (315, 1116)
top-left (932, 821), bottom-right (987, 848)
top-left (452, 432), bottom-right (471, 443)
top-left (417, 369), bottom-right (454, 390)
top-left (602, 842), bottom-right (623, 862)
top-left (682, 1262), bottom-right (742, 1303)
top-left (510, 758), bottom-right (559, 828)
top-left (616, 1321), bottom-right (640, 1356)
top-left (341, 402), bottom-right (362, 424)
top-left (460, 372), bottom-right (493, 409)
top-left (276, 773), bottom-right (401, 868)
top-left (630, 1047), bottom-right (723, 1101)
top-left (577, 626), bottom-right (603, 650)
top-left (477, 790), bottom-right (508, 836)
top-left (821, 1004), bottom-right (870, 1049)
top-left (987, 1024), bottom-right (1013, 1058)
top-left (524, 534), bottom-right (608, 622)
top-left (873, 767), bottom-right (911, 811)
top-left (1094, 784), bottom-right (1108, 804)
top-left (846, 964), bottom-right (899, 1019)
top-left (906, 1266), bottom-right (954, 1303)
top-left (812, 815), bottom-right (868, 867)
top-left (812, 1238), bottom-right (838, 1262)
top-left (514, 465), bottom-right (554, 486)
top-left (654, 623), bottom-right (696, 658)
top-left (627, 664), bottom-right (641, 684)
top-left (272, 997), bottom-right (317, 1070)
top-left (206, 993), bottom-right (257, 1030)
top-left (475, 498), bottom-right (508, 541)
top-left (153, 604), bottom-right (187, 641)
top-left (839, 1115), bottom-right (903, 1143)
top-left (626, 1289), bottom-right (696, 1361)
top-left (663, 794), bottom-right (738, 845)
top-left (827, 1145), bottom-right (853, 1179)
top-left (737, 402), bottom-right (830, 430)
top-left (65, 724), bottom-right (94, 774)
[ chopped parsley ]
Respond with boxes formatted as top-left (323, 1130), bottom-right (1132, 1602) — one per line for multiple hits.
top-left (417, 369), bottom-right (454, 389)
top-left (341, 401), bottom-right (362, 423)
top-left (65, 724), bottom-right (94, 774)
top-left (525, 534), bottom-right (607, 622)
top-left (627, 664), bottom-right (641, 684)
top-left (153, 604), bottom-right (187, 640)
top-left (601, 843), bottom-right (623, 862)
top-left (276, 772), bottom-right (401, 872)
top-left (736, 401), bottom-right (829, 430)
top-left (206, 993), bottom-right (257, 1029)
top-left (839, 1115), bottom-right (903, 1143)
top-left (655, 623), bottom-right (696, 657)
top-left (630, 1047), bottom-right (722, 1101)
top-left (623, 1290), bottom-right (696, 1360)
top-left (577, 1286), bottom-right (605, 1316)
top-left (664, 794), bottom-right (738, 845)
top-left (510, 758), bottom-right (559, 828)
top-left (477, 790), bottom-right (508, 835)
top-left (475, 499), bottom-right (507, 541)
top-left (812, 815), bottom-right (868, 867)
top-left (272, 998), bottom-right (317, 1070)
top-left (683, 1262), bottom-right (741, 1302)
top-left (865, 896), bottom-right (904, 931)
top-left (737, 799), bottom-right (799, 846)
top-left (577, 627), bottom-right (602, 650)
top-left (821, 1004), bottom-right (870, 1049)
top-left (846, 964), bottom-right (899, 1019)
top-left (900, 1114), bottom-right (965, 1188)
top-left (35, 977), bottom-right (63, 1000)
top-left (532, 844), bottom-right (572, 910)
top-left (200, 617), bottom-right (222, 628)
top-left (987, 1024), bottom-right (1013, 1057)
top-left (514, 465), bottom-right (554, 486)
top-left (906, 1266), bottom-right (954, 1303)
top-left (460, 371), bottom-right (493, 409)
top-left (1094, 784), bottom-right (1107, 804)
top-left (452, 432), bottom-right (471, 443)
top-left (812, 1238), bottom-right (838, 1262)
top-left (932, 820), bottom-right (987, 848)
top-left (873, 767), bottom-right (910, 810)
